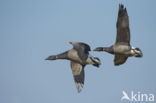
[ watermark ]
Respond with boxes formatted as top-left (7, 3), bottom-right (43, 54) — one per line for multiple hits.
top-left (121, 91), bottom-right (155, 102)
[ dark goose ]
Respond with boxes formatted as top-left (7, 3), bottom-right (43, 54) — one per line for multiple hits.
top-left (94, 4), bottom-right (143, 65)
top-left (46, 42), bottom-right (101, 92)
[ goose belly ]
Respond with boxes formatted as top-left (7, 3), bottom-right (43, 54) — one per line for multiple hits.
top-left (113, 45), bottom-right (131, 55)
top-left (68, 49), bottom-right (84, 64)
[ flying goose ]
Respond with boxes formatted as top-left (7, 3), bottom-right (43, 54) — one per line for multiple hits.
top-left (46, 42), bottom-right (101, 92)
top-left (94, 4), bottom-right (143, 65)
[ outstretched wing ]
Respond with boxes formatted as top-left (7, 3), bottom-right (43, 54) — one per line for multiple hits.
top-left (116, 4), bottom-right (130, 45)
top-left (114, 55), bottom-right (128, 65)
top-left (70, 42), bottom-right (91, 61)
top-left (70, 61), bottom-right (85, 93)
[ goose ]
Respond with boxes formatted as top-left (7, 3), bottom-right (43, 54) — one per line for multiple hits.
top-left (45, 42), bottom-right (101, 92)
top-left (94, 4), bottom-right (143, 65)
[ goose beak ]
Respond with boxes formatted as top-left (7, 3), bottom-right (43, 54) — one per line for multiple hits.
top-left (136, 52), bottom-right (143, 57)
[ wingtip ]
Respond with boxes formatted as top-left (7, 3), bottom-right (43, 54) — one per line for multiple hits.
top-left (119, 4), bottom-right (126, 11)
top-left (114, 62), bottom-right (120, 66)
top-left (114, 62), bottom-right (124, 66)
top-left (118, 4), bottom-right (128, 18)
top-left (77, 90), bottom-right (81, 93)
top-left (114, 64), bottom-right (119, 66)
top-left (76, 82), bottom-right (84, 93)
top-left (119, 4), bottom-right (124, 8)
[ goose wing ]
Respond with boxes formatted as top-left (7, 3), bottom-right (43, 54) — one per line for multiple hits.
top-left (70, 42), bottom-right (91, 61)
top-left (70, 61), bottom-right (85, 93)
top-left (114, 54), bottom-right (128, 65)
top-left (116, 4), bottom-right (130, 45)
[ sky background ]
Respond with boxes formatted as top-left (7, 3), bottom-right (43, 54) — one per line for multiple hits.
top-left (0, 0), bottom-right (156, 103)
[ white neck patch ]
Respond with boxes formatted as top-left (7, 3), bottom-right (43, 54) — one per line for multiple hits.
top-left (131, 46), bottom-right (135, 50)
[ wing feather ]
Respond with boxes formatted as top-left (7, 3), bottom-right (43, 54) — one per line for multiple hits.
top-left (70, 61), bottom-right (85, 92)
top-left (116, 4), bottom-right (130, 45)
top-left (114, 55), bottom-right (128, 65)
top-left (70, 42), bottom-right (90, 61)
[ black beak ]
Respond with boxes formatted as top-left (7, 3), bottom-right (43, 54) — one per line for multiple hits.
top-left (136, 53), bottom-right (143, 57)
top-left (93, 64), bottom-right (100, 68)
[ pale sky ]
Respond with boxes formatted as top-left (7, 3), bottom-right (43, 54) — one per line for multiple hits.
top-left (0, 0), bottom-right (156, 103)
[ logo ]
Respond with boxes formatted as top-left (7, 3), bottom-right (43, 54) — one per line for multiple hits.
top-left (121, 91), bottom-right (155, 102)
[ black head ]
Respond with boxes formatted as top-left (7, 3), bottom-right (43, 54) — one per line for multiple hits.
top-left (92, 57), bottom-right (101, 67)
top-left (132, 47), bottom-right (143, 57)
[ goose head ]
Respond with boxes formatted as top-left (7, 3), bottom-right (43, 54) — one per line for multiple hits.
top-left (131, 47), bottom-right (143, 57)
top-left (90, 57), bottom-right (101, 67)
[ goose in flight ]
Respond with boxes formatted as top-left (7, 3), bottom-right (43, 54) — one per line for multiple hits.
top-left (46, 42), bottom-right (101, 92)
top-left (94, 4), bottom-right (143, 65)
